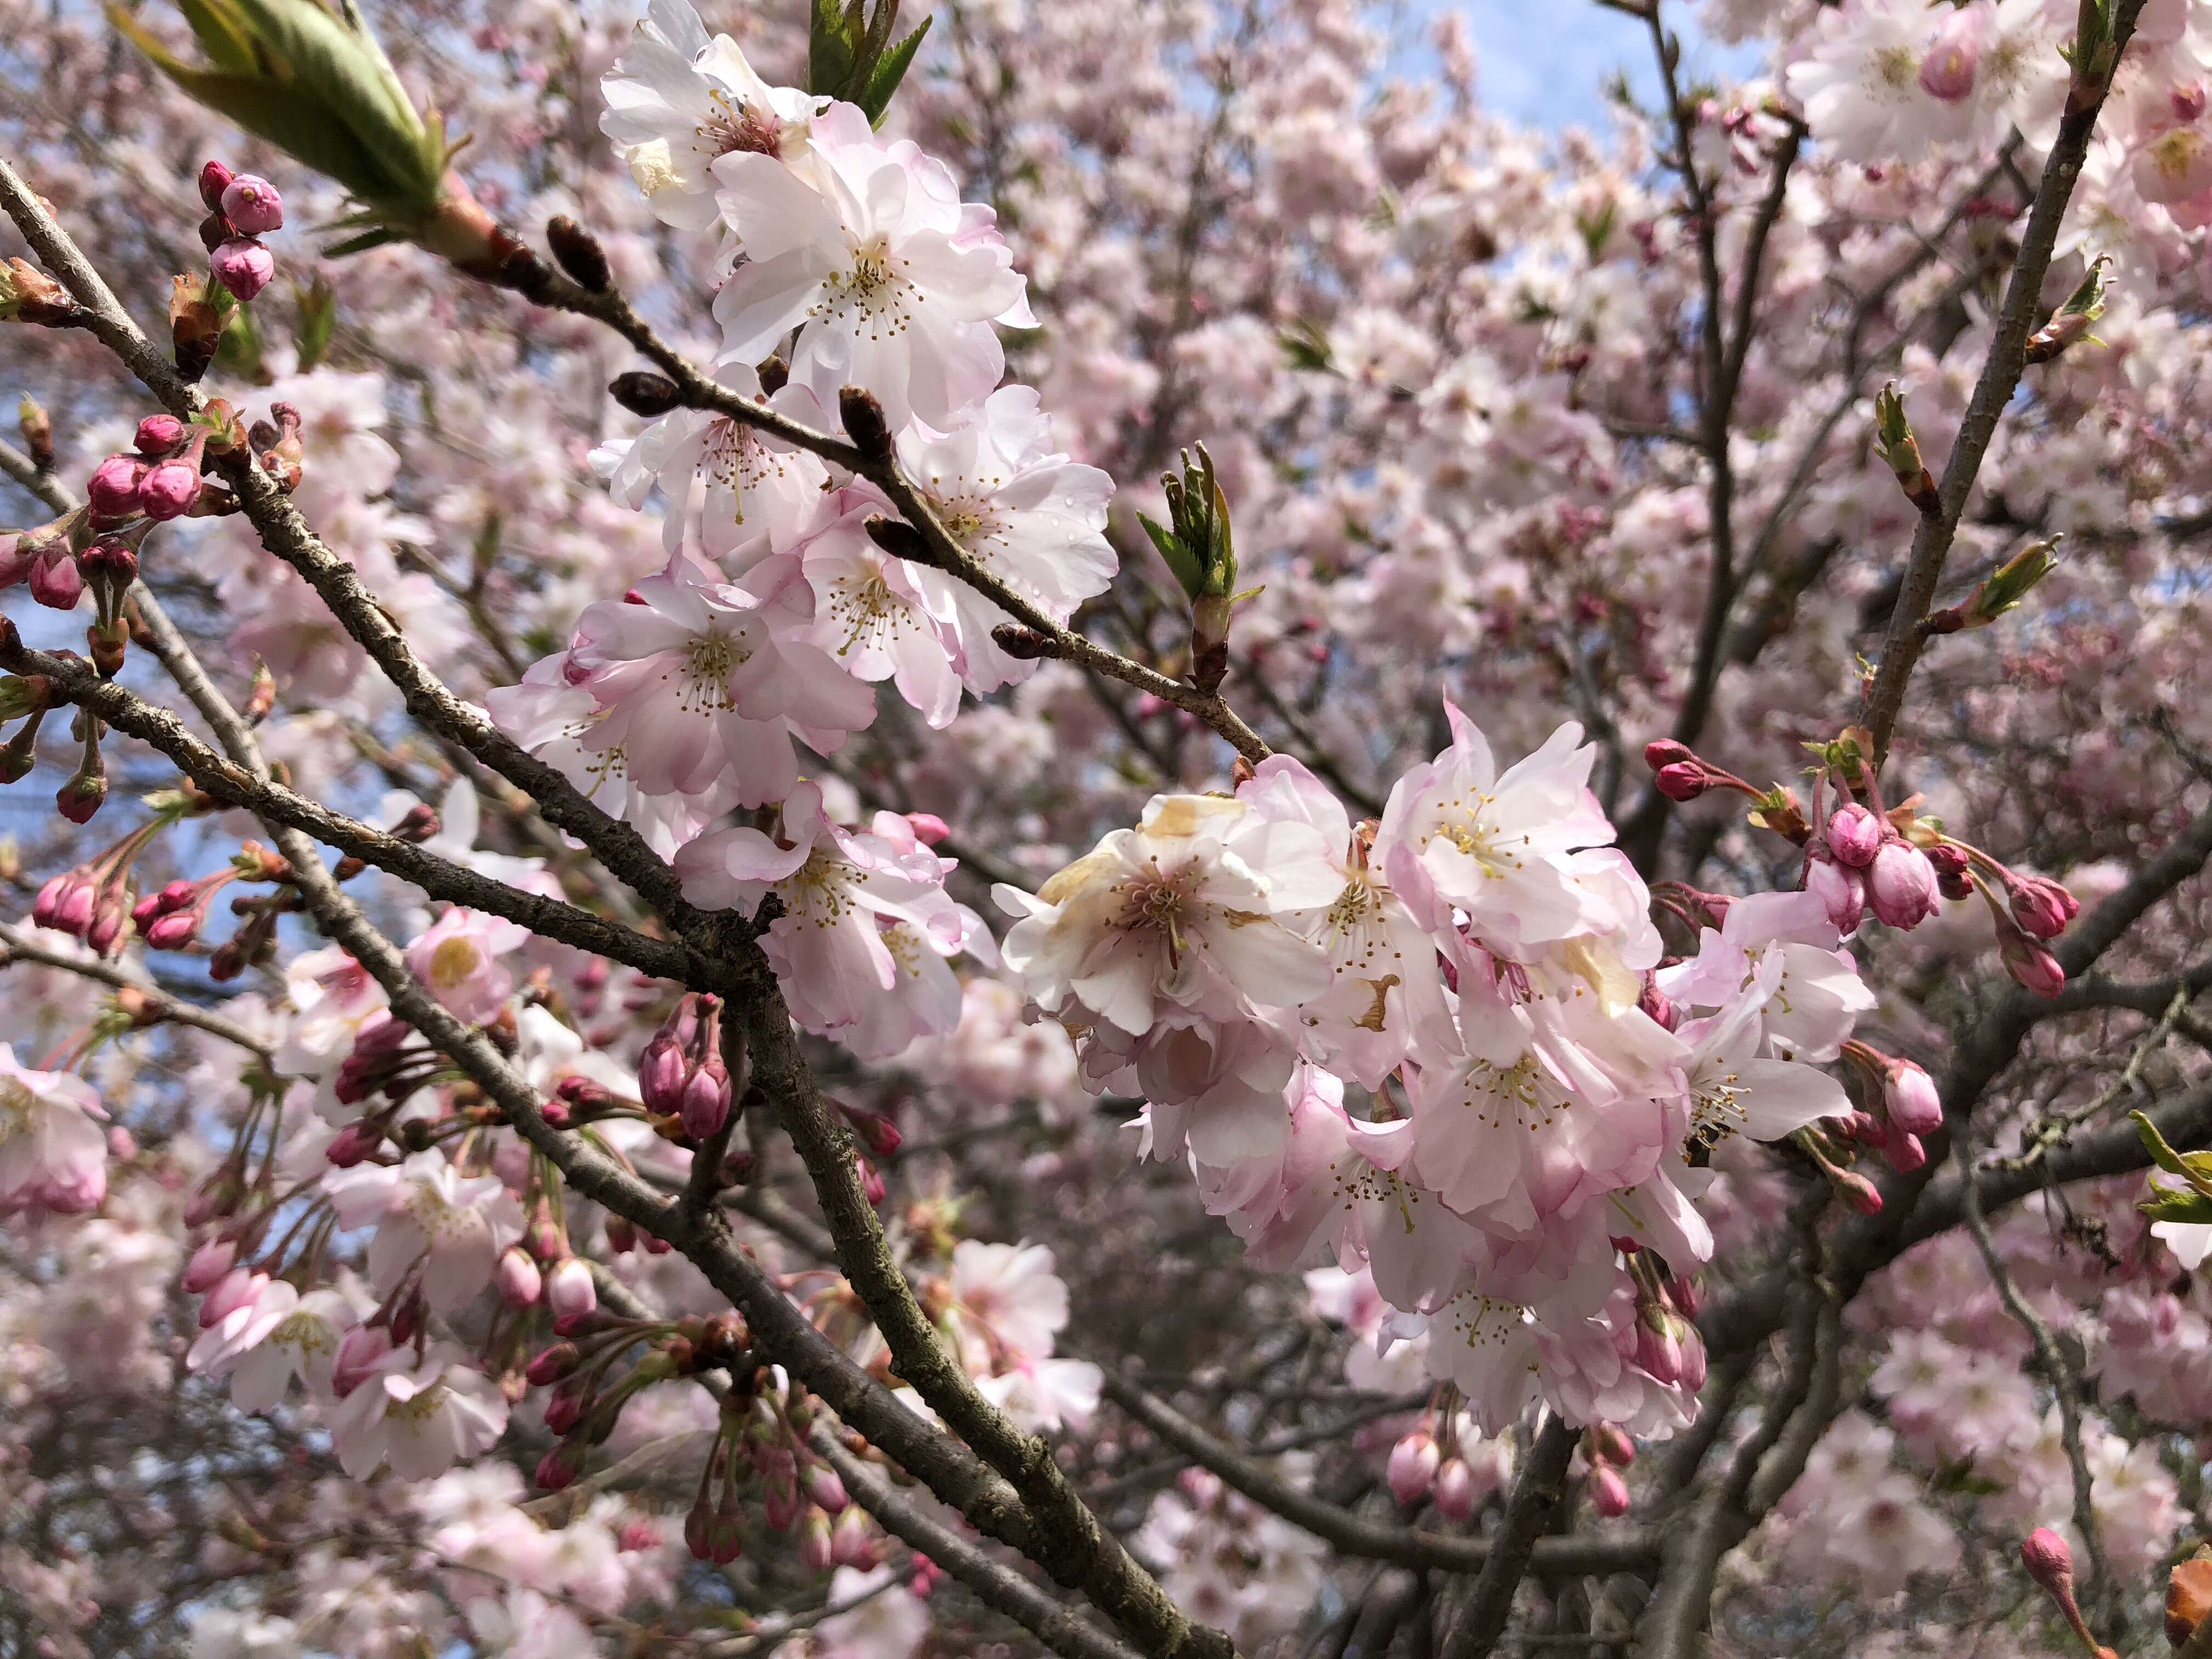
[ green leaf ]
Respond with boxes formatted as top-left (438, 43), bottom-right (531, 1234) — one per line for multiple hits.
top-left (319, 225), bottom-right (400, 257)
top-left (108, 10), bottom-right (400, 205)
top-left (2133, 1111), bottom-right (2212, 1198)
top-left (227, 0), bottom-right (438, 205)
top-left (177, 0), bottom-right (264, 75)
top-left (2141, 1187), bottom-right (2212, 1227)
top-left (295, 275), bottom-right (336, 370)
top-left (809, 0), bottom-right (862, 100)
top-left (858, 18), bottom-right (930, 127)
top-left (1139, 512), bottom-right (1204, 601)
top-left (212, 291), bottom-right (265, 378)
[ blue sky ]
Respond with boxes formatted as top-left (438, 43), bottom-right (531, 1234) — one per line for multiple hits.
top-left (1415, 1), bottom-right (1763, 128)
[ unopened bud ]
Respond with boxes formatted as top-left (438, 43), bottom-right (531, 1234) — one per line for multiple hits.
top-left (545, 216), bottom-right (611, 292)
top-left (1588, 1463), bottom-right (1631, 1517)
top-left (330, 1323), bottom-right (392, 1397)
top-left (497, 1245), bottom-right (543, 1308)
top-left (211, 238), bottom-right (274, 303)
top-left (1387, 1431), bottom-right (1440, 1506)
top-left (1434, 1457), bottom-right (1476, 1521)
top-left (1867, 840), bottom-right (1939, 930)
top-left (609, 372), bottom-right (681, 417)
top-left (197, 160), bottom-right (236, 214)
top-left (218, 175), bottom-right (284, 237)
top-left (546, 1257), bottom-right (597, 1321)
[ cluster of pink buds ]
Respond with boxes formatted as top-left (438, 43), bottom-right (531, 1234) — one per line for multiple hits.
top-left (638, 992), bottom-right (742, 1141)
top-left (1807, 794), bottom-right (1939, 934)
top-left (0, 518), bottom-right (91, 612)
top-left (1385, 1414), bottom-right (1504, 1523)
top-left (1582, 1422), bottom-right (1636, 1517)
top-left (130, 843), bottom-right (283, 951)
top-left (30, 812), bottom-right (198, 956)
top-left (1627, 1248), bottom-right (1706, 1393)
top-left (1829, 1043), bottom-right (1944, 1173)
top-left (196, 162), bottom-right (284, 303)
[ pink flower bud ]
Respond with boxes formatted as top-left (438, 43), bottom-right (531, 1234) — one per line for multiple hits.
top-left (535, 1442), bottom-right (583, 1491)
top-left (1433, 1457), bottom-right (1476, 1521)
top-left (29, 548), bottom-right (82, 610)
top-left (1917, 5), bottom-right (1983, 102)
top-left (330, 1324), bottom-right (391, 1397)
top-left (542, 1385), bottom-right (585, 1434)
top-left (546, 1257), bottom-right (597, 1321)
top-left (800, 1508), bottom-right (834, 1571)
top-left (2007, 874), bottom-right (2079, 940)
top-left (804, 1463), bottom-right (849, 1516)
top-left (1635, 1310), bottom-right (1684, 1385)
top-left (143, 909), bottom-right (202, 950)
top-left (182, 1237), bottom-right (236, 1293)
top-left (1883, 1058), bottom-right (1943, 1137)
top-left (637, 1032), bottom-right (686, 1116)
top-left (197, 160), bottom-right (236, 213)
top-left (1637, 973), bottom-right (1677, 1032)
top-left (497, 1245), bottom-right (543, 1307)
top-left (1880, 1121), bottom-right (1926, 1172)
top-left (198, 1267), bottom-right (266, 1329)
top-left (1867, 840), bottom-right (1939, 929)
top-left (842, 1105), bottom-right (902, 1158)
top-left (2022, 1527), bottom-right (2075, 1597)
top-left (1593, 1424), bottom-right (1636, 1467)
top-left (219, 174), bottom-right (285, 236)
top-left (2001, 929), bottom-right (2066, 998)
top-left (135, 415), bottom-right (185, 457)
top-left (87, 454), bottom-right (147, 517)
top-left (527, 1342), bottom-right (579, 1386)
top-left (1387, 1431), bottom-right (1440, 1506)
top-left (1655, 762), bottom-right (1708, 802)
top-left (107, 1126), bottom-right (137, 1160)
top-left (1588, 1463), bottom-right (1632, 1517)
top-left (679, 1059), bottom-right (731, 1141)
top-left (1835, 1170), bottom-right (1884, 1215)
top-left (831, 1505), bottom-right (877, 1567)
top-left (904, 811), bottom-right (952, 844)
top-left (856, 1155), bottom-right (886, 1206)
top-left (324, 1121), bottom-right (383, 1167)
top-left (35, 871), bottom-right (96, 935)
top-left (211, 238), bottom-right (275, 302)
top-left (1805, 854), bottom-right (1866, 934)
top-left (761, 1472), bottom-right (802, 1533)
top-left (1644, 739), bottom-right (1695, 771)
top-left (137, 458), bottom-right (202, 521)
top-left (1825, 803), bottom-right (1883, 867)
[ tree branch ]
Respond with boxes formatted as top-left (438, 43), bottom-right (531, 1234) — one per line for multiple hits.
top-left (1097, 1371), bottom-right (1657, 1577)
top-left (1860, 3), bottom-right (2150, 758)
top-left (1438, 1411), bottom-right (1578, 1658)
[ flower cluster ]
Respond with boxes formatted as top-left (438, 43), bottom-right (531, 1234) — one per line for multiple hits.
top-left (999, 709), bottom-right (1895, 1437)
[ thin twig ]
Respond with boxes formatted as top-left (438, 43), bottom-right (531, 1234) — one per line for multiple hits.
top-left (1861, 3), bottom-right (2151, 758)
top-left (1954, 1124), bottom-right (2116, 1630)
top-left (0, 921), bottom-right (274, 1060)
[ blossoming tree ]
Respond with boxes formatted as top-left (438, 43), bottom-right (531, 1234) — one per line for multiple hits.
top-left (4, 0), bottom-right (2212, 1654)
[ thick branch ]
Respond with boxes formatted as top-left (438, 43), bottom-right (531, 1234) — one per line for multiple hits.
top-left (1438, 1412), bottom-right (1578, 1658)
top-left (1097, 1372), bottom-right (1657, 1578)
top-left (0, 153), bottom-right (706, 934)
top-left (813, 1430), bottom-right (1146, 1659)
top-left (0, 630), bottom-right (701, 988)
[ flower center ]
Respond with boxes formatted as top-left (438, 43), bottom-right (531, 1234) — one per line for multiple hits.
top-left (680, 633), bottom-right (748, 714)
top-left (814, 238), bottom-right (917, 338)
top-left (0, 1077), bottom-right (34, 1141)
top-left (696, 87), bottom-right (781, 161)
